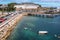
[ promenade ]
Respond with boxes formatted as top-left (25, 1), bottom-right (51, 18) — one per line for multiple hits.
top-left (0, 13), bottom-right (24, 40)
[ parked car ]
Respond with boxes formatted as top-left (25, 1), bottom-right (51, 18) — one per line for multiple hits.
top-left (0, 18), bottom-right (6, 23)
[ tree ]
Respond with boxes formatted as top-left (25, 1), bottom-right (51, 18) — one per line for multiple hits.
top-left (7, 3), bottom-right (17, 12)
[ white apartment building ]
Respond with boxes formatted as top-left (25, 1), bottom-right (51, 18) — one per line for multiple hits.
top-left (14, 3), bottom-right (41, 12)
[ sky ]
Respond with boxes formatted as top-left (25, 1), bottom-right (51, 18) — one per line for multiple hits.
top-left (0, 0), bottom-right (60, 7)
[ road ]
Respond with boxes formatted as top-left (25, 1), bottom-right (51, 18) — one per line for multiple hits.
top-left (0, 11), bottom-right (21, 28)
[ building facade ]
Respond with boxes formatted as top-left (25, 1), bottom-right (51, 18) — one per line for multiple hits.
top-left (14, 3), bottom-right (41, 12)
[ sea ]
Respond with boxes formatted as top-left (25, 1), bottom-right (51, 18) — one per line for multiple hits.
top-left (7, 16), bottom-right (60, 40)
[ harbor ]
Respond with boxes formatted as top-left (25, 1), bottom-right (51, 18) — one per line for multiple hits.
top-left (7, 15), bottom-right (60, 40)
top-left (0, 2), bottom-right (60, 40)
top-left (0, 12), bottom-right (60, 40)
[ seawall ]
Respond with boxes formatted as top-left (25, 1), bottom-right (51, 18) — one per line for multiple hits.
top-left (27, 13), bottom-right (60, 18)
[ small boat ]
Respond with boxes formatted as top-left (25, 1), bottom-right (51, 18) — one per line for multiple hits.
top-left (54, 34), bottom-right (57, 37)
top-left (58, 36), bottom-right (60, 38)
top-left (57, 34), bottom-right (60, 38)
top-left (54, 34), bottom-right (60, 38)
top-left (38, 31), bottom-right (48, 34)
top-left (24, 27), bottom-right (28, 30)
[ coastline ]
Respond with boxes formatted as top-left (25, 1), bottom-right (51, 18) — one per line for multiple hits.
top-left (1, 12), bottom-right (60, 40)
top-left (0, 13), bottom-right (24, 40)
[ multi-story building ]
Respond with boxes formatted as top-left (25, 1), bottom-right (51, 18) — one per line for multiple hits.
top-left (14, 3), bottom-right (41, 12)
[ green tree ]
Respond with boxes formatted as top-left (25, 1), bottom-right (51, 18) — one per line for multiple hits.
top-left (7, 3), bottom-right (17, 12)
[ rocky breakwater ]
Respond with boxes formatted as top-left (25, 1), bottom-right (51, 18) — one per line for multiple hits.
top-left (0, 13), bottom-right (24, 40)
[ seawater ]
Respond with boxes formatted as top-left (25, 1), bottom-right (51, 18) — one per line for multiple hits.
top-left (7, 16), bottom-right (60, 40)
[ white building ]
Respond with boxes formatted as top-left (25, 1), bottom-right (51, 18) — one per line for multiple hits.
top-left (14, 5), bottom-right (39, 9)
top-left (14, 3), bottom-right (40, 9)
top-left (14, 3), bottom-right (41, 12)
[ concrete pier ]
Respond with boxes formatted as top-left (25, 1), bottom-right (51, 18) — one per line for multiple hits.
top-left (27, 13), bottom-right (60, 18)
